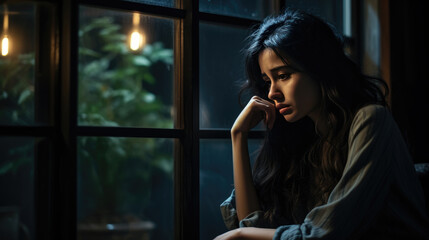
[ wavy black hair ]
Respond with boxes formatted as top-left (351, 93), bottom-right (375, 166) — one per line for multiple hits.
top-left (241, 9), bottom-right (388, 223)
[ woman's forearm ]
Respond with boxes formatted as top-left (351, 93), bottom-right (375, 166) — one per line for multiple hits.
top-left (214, 227), bottom-right (276, 240)
top-left (231, 131), bottom-right (261, 221)
top-left (241, 227), bottom-right (276, 240)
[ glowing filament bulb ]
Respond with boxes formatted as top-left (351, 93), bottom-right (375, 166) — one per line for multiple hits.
top-left (130, 31), bottom-right (144, 51)
top-left (129, 12), bottom-right (145, 51)
top-left (1, 35), bottom-right (8, 56)
top-left (2, 4), bottom-right (9, 56)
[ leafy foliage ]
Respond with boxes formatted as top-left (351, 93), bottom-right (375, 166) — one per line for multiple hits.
top-left (78, 16), bottom-right (173, 128)
top-left (0, 53), bottom-right (35, 125)
top-left (77, 15), bottom-right (174, 220)
top-left (0, 11), bottom-right (175, 230)
top-left (0, 52), bottom-right (35, 176)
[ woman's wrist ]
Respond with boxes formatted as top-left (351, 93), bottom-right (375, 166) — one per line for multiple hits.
top-left (231, 128), bottom-right (249, 140)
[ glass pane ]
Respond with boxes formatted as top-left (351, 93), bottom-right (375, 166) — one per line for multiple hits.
top-left (124, 0), bottom-right (175, 8)
top-left (200, 23), bottom-right (254, 130)
top-left (199, 0), bottom-right (273, 20)
top-left (78, 6), bottom-right (175, 128)
top-left (285, 0), bottom-right (344, 34)
top-left (0, 4), bottom-right (36, 125)
top-left (77, 137), bottom-right (174, 240)
top-left (0, 137), bottom-right (34, 240)
top-left (361, 0), bottom-right (381, 76)
top-left (200, 139), bottom-right (262, 240)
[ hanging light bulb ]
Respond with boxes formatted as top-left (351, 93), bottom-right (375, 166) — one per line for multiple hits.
top-left (1, 35), bottom-right (8, 56)
top-left (130, 31), bottom-right (143, 51)
top-left (1, 4), bottom-right (10, 56)
top-left (129, 12), bottom-right (145, 52)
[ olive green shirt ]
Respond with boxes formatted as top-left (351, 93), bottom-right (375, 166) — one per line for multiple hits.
top-left (220, 105), bottom-right (429, 239)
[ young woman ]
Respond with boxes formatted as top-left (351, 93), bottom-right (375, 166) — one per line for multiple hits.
top-left (215, 9), bottom-right (429, 240)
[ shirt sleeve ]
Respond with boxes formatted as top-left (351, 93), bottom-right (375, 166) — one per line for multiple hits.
top-left (274, 105), bottom-right (399, 240)
top-left (220, 189), bottom-right (268, 230)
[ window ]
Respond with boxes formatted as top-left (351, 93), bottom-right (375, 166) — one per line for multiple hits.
top-left (0, 1), bottom-right (350, 240)
top-left (0, 2), bottom-right (55, 240)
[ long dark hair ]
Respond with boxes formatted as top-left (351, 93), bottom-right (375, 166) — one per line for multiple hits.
top-left (241, 9), bottom-right (388, 223)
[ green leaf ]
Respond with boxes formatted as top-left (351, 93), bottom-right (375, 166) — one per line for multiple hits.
top-left (143, 44), bottom-right (153, 55)
top-left (0, 91), bottom-right (8, 100)
top-left (79, 48), bottom-right (100, 57)
top-left (18, 89), bottom-right (32, 105)
top-left (142, 72), bottom-right (155, 84)
top-left (0, 162), bottom-right (13, 175)
top-left (99, 25), bottom-right (121, 36)
top-left (134, 56), bottom-right (151, 66)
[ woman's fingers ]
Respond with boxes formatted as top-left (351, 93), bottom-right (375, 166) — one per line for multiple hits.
top-left (252, 97), bottom-right (276, 129)
top-left (232, 96), bottom-right (276, 134)
top-left (266, 104), bottom-right (276, 129)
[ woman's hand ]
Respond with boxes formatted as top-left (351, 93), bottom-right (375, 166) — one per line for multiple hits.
top-left (231, 96), bottom-right (276, 135)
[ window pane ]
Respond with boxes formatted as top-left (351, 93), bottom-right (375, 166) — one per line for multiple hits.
top-left (200, 139), bottom-right (262, 240)
top-left (199, 0), bottom-right (273, 20)
top-left (0, 4), bottom-right (35, 125)
top-left (0, 137), bottom-right (34, 240)
top-left (124, 0), bottom-right (175, 8)
top-left (285, 0), bottom-right (344, 33)
top-left (78, 6), bottom-right (175, 128)
top-left (77, 137), bottom-right (174, 240)
top-left (199, 23), bottom-right (252, 130)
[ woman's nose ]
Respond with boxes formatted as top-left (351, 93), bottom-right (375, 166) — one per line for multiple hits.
top-left (268, 83), bottom-right (283, 101)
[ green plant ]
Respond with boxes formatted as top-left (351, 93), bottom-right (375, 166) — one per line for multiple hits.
top-left (0, 53), bottom-right (35, 125)
top-left (0, 51), bottom-right (35, 176)
top-left (77, 15), bottom-right (174, 222)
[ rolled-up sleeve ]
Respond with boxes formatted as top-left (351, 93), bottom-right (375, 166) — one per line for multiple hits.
top-left (274, 105), bottom-right (399, 239)
top-left (220, 189), bottom-right (268, 230)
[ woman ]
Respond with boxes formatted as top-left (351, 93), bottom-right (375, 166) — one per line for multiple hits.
top-left (215, 9), bottom-right (429, 240)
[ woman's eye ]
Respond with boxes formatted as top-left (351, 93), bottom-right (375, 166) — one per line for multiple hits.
top-left (278, 73), bottom-right (290, 80)
top-left (263, 79), bottom-right (271, 86)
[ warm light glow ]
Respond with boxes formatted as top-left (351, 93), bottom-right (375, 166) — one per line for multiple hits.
top-left (3, 4), bottom-right (8, 32)
top-left (130, 31), bottom-right (144, 51)
top-left (129, 12), bottom-right (145, 51)
top-left (1, 36), bottom-right (8, 56)
top-left (132, 12), bottom-right (140, 26)
top-left (2, 4), bottom-right (9, 56)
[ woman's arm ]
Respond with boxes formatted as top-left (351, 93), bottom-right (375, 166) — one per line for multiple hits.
top-left (230, 96), bottom-right (275, 221)
top-left (214, 227), bottom-right (276, 240)
top-left (231, 131), bottom-right (260, 220)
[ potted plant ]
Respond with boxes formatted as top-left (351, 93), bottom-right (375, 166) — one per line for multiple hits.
top-left (77, 15), bottom-right (174, 240)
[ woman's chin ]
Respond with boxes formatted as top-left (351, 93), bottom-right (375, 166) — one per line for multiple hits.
top-left (283, 113), bottom-right (303, 123)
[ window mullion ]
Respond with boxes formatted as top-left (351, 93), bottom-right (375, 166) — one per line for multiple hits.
top-left (176, 0), bottom-right (199, 240)
top-left (56, 0), bottom-right (78, 239)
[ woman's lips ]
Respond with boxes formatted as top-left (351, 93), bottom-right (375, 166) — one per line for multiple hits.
top-left (277, 105), bottom-right (292, 115)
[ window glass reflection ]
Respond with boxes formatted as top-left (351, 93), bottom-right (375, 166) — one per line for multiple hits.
top-left (199, 0), bottom-right (273, 20)
top-left (125, 0), bottom-right (175, 8)
top-left (78, 6), bottom-right (175, 128)
top-left (200, 139), bottom-right (262, 240)
top-left (77, 137), bottom-right (174, 240)
top-left (0, 4), bottom-right (36, 125)
top-left (285, 0), bottom-right (344, 33)
top-left (199, 23), bottom-right (251, 130)
top-left (0, 137), bottom-right (34, 240)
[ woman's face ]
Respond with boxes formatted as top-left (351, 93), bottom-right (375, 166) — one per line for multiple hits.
top-left (258, 48), bottom-right (322, 123)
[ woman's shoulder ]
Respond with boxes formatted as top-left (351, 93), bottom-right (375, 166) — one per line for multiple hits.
top-left (352, 104), bottom-right (391, 125)
top-left (349, 104), bottom-right (394, 138)
top-left (356, 104), bottom-right (388, 116)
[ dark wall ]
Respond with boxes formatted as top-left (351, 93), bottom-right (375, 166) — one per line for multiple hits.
top-left (390, 0), bottom-right (429, 163)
